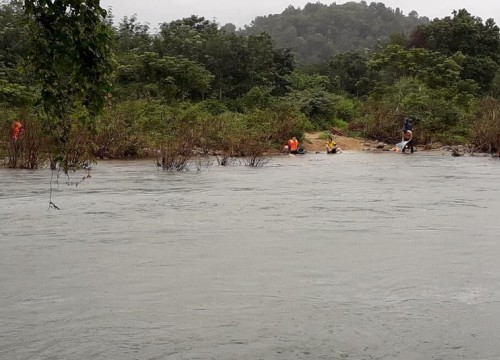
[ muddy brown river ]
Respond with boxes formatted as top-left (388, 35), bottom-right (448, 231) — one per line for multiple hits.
top-left (1, 152), bottom-right (500, 359)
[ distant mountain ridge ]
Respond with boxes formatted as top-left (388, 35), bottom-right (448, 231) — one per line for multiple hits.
top-left (242, 1), bottom-right (429, 64)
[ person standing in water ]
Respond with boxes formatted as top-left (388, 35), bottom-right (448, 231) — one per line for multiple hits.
top-left (402, 118), bottom-right (414, 153)
top-left (12, 120), bottom-right (23, 142)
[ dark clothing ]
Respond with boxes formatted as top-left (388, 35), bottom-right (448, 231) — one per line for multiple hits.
top-left (402, 139), bottom-right (414, 153)
top-left (327, 148), bottom-right (338, 154)
top-left (403, 119), bottom-right (413, 131)
top-left (402, 119), bottom-right (414, 153)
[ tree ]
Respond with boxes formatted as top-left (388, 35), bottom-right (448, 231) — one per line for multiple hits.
top-left (150, 16), bottom-right (296, 101)
top-left (154, 15), bottom-right (219, 62)
top-left (409, 9), bottom-right (500, 92)
top-left (271, 47), bottom-right (295, 96)
top-left (203, 30), bottom-right (240, 100)
top-left (220, 23), bottom-right (236, 33)
top-left (24, 0), bottom-right (113, 170)
top-left (245, 1), bottom-right (428, 64)
top-left (327, 51), bottom-right (371, 97)
top-left (368, 44), bottom-right (466, 91)
top-left (285, 71), bottom-right (342, 128)
top-left (115, 52), bottom-right (214, 100)
top-left (0, 0), bottom-right (32, 106)
top-left (114, 14), bottom-right (151, 53)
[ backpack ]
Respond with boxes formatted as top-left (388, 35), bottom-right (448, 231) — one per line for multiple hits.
top-left (403, 118), bottom-right (413, 131)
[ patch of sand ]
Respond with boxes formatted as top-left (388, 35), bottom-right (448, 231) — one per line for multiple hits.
top-left (301, 132), bottom-right (365, 152)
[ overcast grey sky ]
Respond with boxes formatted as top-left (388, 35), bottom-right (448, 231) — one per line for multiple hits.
top-left (100, 0), bottom-right (500, 30)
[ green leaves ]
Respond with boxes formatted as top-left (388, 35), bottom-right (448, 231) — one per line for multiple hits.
top-left (246, 1), bottom-right (429, 64)
top-left (368, 45), bottom-right (465, 91)
top-left (409, 9), bottom-right (500, 92)
top-left (21, 0), bottom-right (113, 171)
top-left (113, 16), bottom-right (294, 101)
top-left (0, 0), bottom-right (33, 107)
top-left (24, 0), bottom-right (113, 123)
top-left (114, 52), bottom-right (214, 100)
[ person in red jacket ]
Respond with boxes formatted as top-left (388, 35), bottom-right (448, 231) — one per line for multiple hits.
top-left (12, 120), bottom-right (23, 142)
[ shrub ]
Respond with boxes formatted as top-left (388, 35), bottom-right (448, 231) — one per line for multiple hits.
top-left (155, 109), bottom-right (199, 171)
top-left (317, 131), bottom-right (331, 140)
top-left (332, 119), bottom-right (349, 132)
top-left (473, 97), bottom-right (500, 154)
top-left (93, 102), bottom-right (148, 159)
top-left (1, 110), bottom-right (48, 169)
top-left (241, 86), bottom-right (274, 110)
top-left (0, 107), bottom-right (16, 161)
top-left (359, 101), bottom-right (401, 142)
top-left (336, 97), bottom-right (358, 122)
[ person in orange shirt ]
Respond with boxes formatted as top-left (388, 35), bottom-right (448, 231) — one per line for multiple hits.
top-left (282, 136), bottom-right (299, 154)
top-left (12, 120), bottom-right (23, 142)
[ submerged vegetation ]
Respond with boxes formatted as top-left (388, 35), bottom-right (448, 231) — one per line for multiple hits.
top-left (1, 1), bottom-right (500, 170)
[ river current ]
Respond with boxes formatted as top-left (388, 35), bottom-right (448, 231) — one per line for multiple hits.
top-left (1, 152), bottom-right (499, 359)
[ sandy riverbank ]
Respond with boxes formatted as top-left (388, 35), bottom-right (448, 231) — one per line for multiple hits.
top-left (299, 132), bottom-right (496, 157)
top-left (301, 132), bottom-right (365, 152)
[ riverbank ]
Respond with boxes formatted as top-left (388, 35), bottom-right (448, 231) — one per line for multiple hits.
top-left (301, 132), bottom-right (497, 157)
top-left (1, 131), bottom-right (496, 169)
top-left (301, 132), bottom-right (365, 152)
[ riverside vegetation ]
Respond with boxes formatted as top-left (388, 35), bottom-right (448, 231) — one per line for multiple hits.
top-left (1, 1), bottom-right (500, 172)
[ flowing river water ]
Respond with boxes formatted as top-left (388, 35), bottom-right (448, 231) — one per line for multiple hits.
top-left (1, 152), bottom-right (500, 359)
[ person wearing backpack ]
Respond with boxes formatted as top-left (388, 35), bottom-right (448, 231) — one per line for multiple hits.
top-left (403, 118), bottom-right (413, 132)
top-left (402, 118), bottom-right (414, 153)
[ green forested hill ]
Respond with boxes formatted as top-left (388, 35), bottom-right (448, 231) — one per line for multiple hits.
top-left (243, 1), bottom-right (429, 64)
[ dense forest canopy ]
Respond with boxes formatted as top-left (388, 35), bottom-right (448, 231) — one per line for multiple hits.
top-left (1, 0), bottom-right (500, 169)
top-left (244, 1), bottom-right (429, 64)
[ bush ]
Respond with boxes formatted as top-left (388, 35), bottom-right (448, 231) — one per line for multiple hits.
top-left (259, 103), bottom-right (310, 147)
top-left (332, 118), bottom-right (349, 132)
top-left (0, 107), bottom-right (16, 160)
top-left (359, 101), bottom-right (401, 142)
top-left (473, 97), bottom-right (500, 154)
top-left (336, 97), bottom-right (358, 122)
top-left (1, 110), bottom-right (48, 169)
top-left (198, 99), bottom-right (228, 115)
top-left (241, 86), bottom-right (274, 110)
top-left (317, 131), bottom-right (331, 140)
top-left (93, 101), bottom-right (149, 159)
top-left (287, 88), bottom-right (341, 129)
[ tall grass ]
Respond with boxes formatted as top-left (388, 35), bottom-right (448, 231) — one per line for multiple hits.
top-left (473, 97), bottom-right (500, 155)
